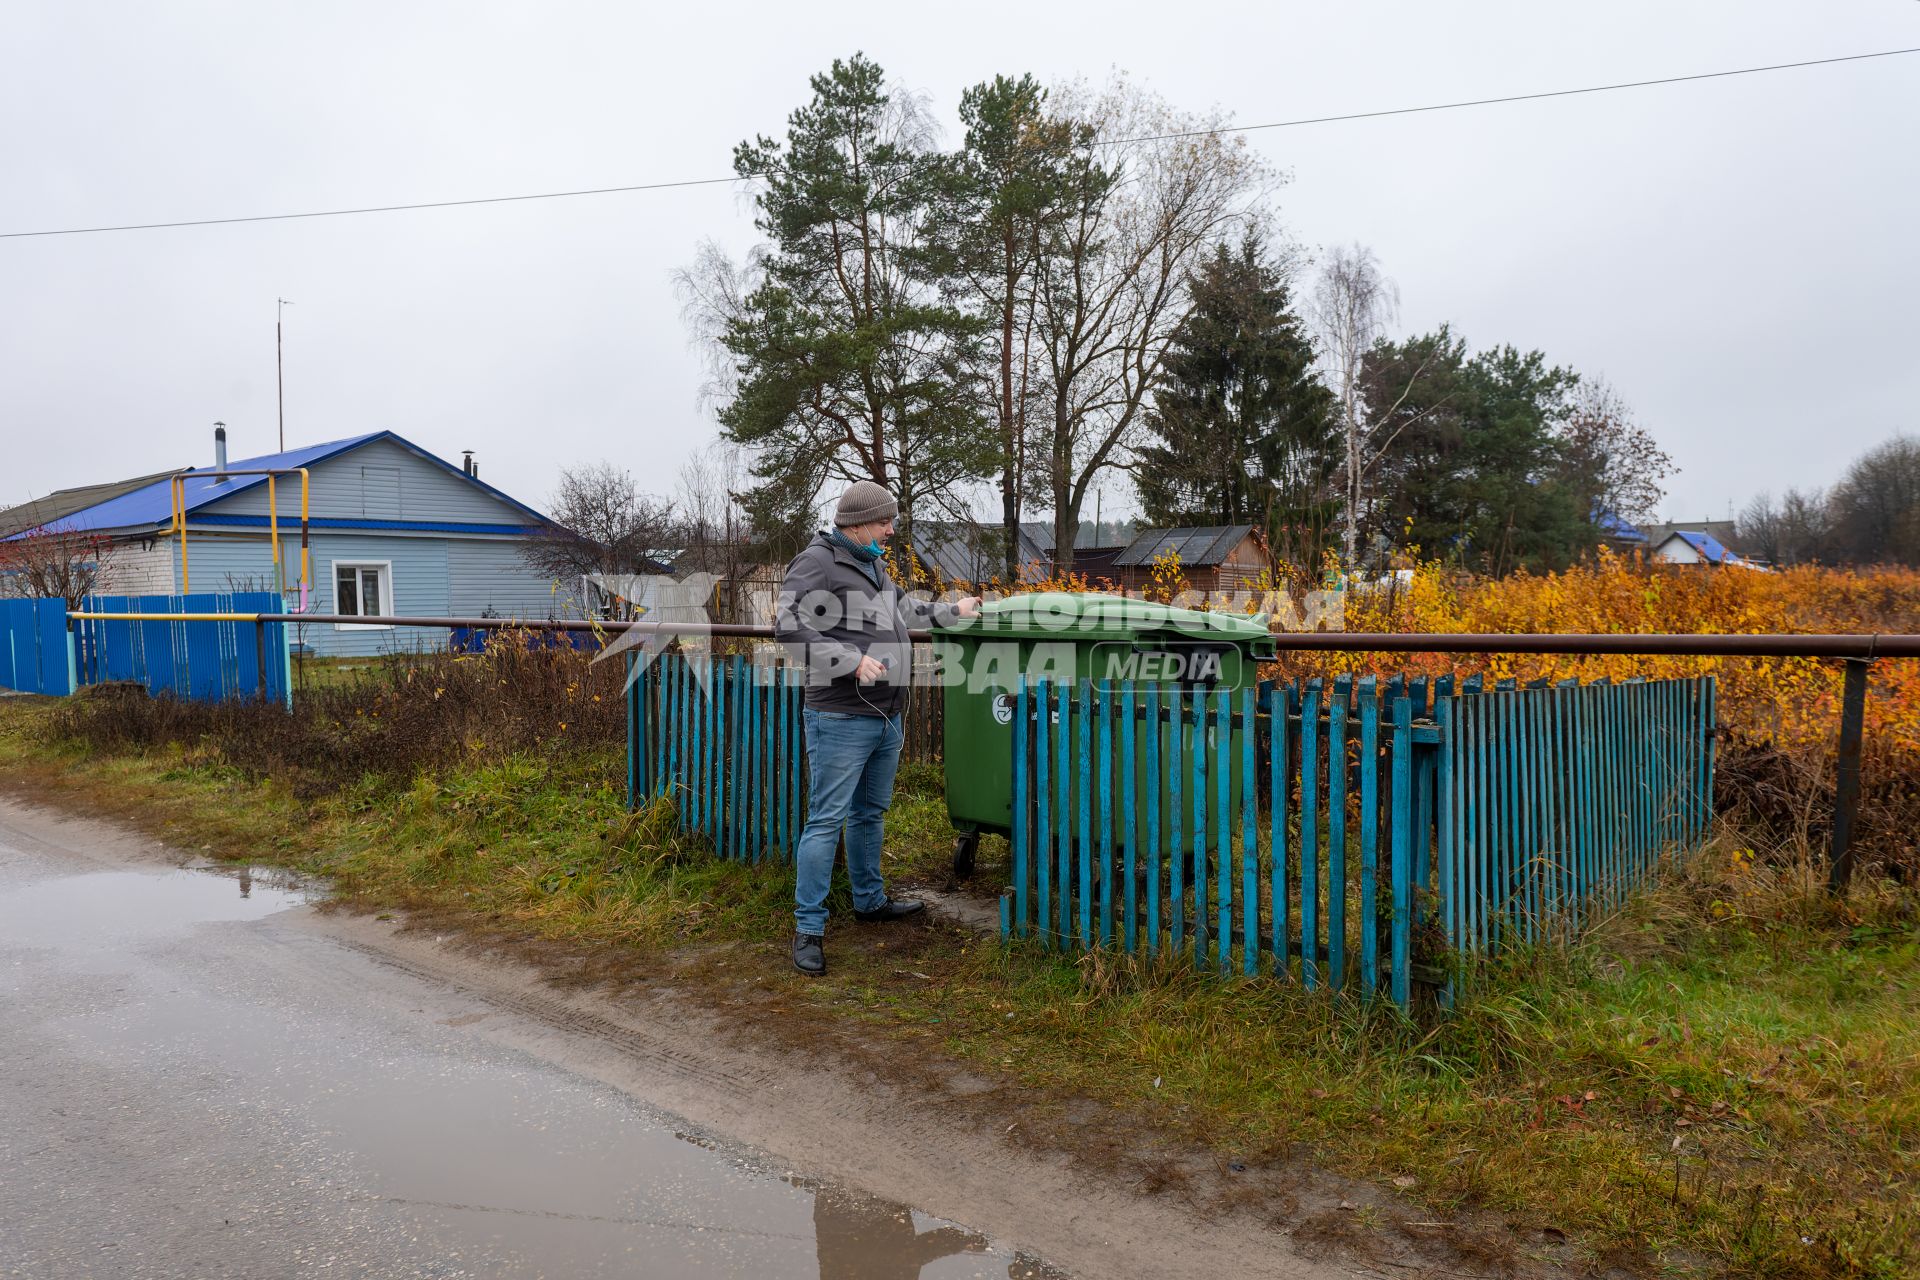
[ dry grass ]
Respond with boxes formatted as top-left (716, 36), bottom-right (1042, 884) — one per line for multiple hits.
top-left (53, 634), bottom-right (625, 797)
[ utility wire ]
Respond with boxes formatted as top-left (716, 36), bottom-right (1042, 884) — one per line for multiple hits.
top-left (4, 45), bottom-right (1914, 240)
top-left (1111, 45), bottom-right (1920, 145)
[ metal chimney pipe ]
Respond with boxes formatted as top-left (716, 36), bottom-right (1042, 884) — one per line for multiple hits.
top-left (214, 422), bottom-right (228, 469)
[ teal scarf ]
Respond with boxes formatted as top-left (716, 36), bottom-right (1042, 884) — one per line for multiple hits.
top-left (828, 528), bottom-right (885, 586)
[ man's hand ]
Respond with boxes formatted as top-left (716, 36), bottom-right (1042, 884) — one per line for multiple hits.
top-left (854, 654), bottom-right (887, 684)
top-left (953, 595), bottom-right (983, 618)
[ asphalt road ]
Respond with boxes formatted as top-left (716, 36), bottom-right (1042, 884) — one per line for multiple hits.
top-left (0, 800), bottom-right (1042, 1280)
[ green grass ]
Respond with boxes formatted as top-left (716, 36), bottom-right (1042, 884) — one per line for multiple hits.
top-left (2, 694), bottom-right (1913, 1278)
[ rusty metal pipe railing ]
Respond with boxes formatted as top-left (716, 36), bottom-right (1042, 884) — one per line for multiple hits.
top-left (65, 607), bottom-right (1920, 891)
top-left (240, 618), bottom-right (1920, 659)
top-left (62, 614), bottom-right (1920, 659)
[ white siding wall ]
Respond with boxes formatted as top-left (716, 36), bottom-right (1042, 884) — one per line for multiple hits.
top-left (207, 438), bottom-right (537, 527)
top-left (1653, 536), bottom-right (1703, 565)
top-left (96, 542), bottom-right (177, 596)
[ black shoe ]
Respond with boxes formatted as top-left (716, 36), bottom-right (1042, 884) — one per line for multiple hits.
top-left (792, 933), bottom-right (825, 976)
top-left (854, 896), bottom-right (926, 923)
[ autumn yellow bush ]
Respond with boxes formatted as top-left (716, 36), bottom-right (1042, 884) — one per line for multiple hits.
top-left (944, 542), bottom-right (1917, 870)
top-left (1283, 552), bottom-right (1920, 874)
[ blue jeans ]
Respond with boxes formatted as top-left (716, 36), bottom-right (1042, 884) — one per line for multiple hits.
top-left (794, 708), bottom-right (904, 936)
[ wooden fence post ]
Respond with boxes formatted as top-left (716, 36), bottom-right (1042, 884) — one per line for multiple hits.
top-left (1390, 696), bottom-right (1414, 1008)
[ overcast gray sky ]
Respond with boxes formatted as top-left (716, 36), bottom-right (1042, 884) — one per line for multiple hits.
top-left (3, 1), bottom-right (1915, 527)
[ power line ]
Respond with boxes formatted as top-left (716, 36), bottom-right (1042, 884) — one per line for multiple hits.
top-left (1113, 45), bottom-right (1920, 145)
top-left (5, 45), bottom-right (1914, 240)
top-left (0, 174), bottom-right (744, 239)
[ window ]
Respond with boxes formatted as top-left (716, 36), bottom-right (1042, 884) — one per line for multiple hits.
top-left (331, 561), bottom-right (392, 629)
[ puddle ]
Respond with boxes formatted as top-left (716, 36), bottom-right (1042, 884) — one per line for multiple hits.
top-left (294, 1060), bottom-right (1052, 1277)
top-left (1, 857), bottom-right (1058, 1277)
top-left (0, 864), bottom-right (307, 951)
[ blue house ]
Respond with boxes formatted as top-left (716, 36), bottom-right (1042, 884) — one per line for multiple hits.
top-left (6, 431), bottom-right (581, 657)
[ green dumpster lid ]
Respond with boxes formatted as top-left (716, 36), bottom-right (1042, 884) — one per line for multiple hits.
top-left (941, 591), bottom-right (1271, 642)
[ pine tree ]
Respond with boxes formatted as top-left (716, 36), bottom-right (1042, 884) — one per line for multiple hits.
top-left (922, 74), bottom-right (1082, 583)
top-left (691, 55), bottom-right (989, 566)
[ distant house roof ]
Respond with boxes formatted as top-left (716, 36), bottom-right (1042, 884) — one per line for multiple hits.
top-left (1111, 525), bottom-right (1259, 568)
top-left (914, 521), bottom-right (1054, 585)
top-left (1642, 519), bottom-right (1737, 550)
top-left (1593, 508), bottom-right (1646, 542)
top-left (0, 468), bottom-right (187, 539)
top-left (1653, 530), bottom-right (1755, 567)
top-left (8, 431), bottom-right (550, 539)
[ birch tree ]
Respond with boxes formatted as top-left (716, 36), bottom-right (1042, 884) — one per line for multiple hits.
top-left (1309, 243), bottom-right (1401, 568)
top-left (1027, 78), bottom-right (1272, 573)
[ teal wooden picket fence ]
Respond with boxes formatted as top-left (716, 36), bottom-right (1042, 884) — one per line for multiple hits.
top-left (627, 651), bottom-right (810, 862)
top-left (1005, 674), bottom-right (1717, 1008)
top-left (622, 651), bottom-right (1717, 1010)
top-left (74, 593), bottom-right (292, 705)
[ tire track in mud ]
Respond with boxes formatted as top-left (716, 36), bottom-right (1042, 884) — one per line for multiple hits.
top-left (323, 932), bottom-right (784, 1101)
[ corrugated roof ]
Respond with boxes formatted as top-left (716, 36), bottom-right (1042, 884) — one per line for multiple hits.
top-left (914, 521), bottom-right (1054, 585)
top-left (1593, 508), bottom-right (1646, 541)
top-left (1668, 529), bottom-right (1743, 564)
top-left (1019, 521), bottom-right (1056, 552)
top-left (0, 468), bottom-right (186, 538)
top-left (1111, 525), bottom-right (1257, 568)
top-left (12, 431), bottom-right (550, 537)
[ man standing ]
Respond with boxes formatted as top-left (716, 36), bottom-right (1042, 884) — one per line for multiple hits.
top-left (774, 481), bottom-right (979, 976)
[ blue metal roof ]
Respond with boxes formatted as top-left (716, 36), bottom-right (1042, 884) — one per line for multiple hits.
top-left (1671, 529), bottom-right (1741, 564)
top-left (1593, 508), bottom-right (1646, 541)
top-left (14, 431), bottom-right (550, 536)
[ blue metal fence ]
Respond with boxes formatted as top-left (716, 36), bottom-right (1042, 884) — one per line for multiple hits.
top-left (0, 598), bottom-right (75, 696)
top-left (74, 593), bottom-right (292, 705)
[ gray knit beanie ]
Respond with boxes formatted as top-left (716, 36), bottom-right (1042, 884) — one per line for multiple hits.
top-left (834, 480), bottom-right (898, 527)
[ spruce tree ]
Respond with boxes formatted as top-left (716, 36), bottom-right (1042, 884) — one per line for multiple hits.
top-left (1135, 232), bottom-right (1337, 573)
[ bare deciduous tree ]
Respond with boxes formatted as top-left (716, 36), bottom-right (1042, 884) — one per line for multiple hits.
top-left (674, 442), bottom-right (769, 623)
top-left (1738, 488), bottom-right (1833, 566)
top-left (523, 462), bottom-right (677, 586)
top-left (1309, 243), bottom-right (1402, 567)
top-left (1830, 434), bottom-right (1920, 566)
top-left (1557, 377), bottom-right (1676, 530)
top-left (0, 524), bottom-right (119, 609)
top-left (1029, 76), bottom-right (1273, 573)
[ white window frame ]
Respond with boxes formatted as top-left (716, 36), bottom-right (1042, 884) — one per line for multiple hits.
top-left (329, 559), bottom-right (394, 630)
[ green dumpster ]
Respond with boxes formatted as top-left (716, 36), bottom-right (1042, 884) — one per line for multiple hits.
top-left (931, 592), bottom-right (1276, 874)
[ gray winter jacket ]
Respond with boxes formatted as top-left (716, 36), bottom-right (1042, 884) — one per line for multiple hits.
top-left (774, 532), bottom-right (961, 717)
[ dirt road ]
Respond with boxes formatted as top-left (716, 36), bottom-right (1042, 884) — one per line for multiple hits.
top-left (0, 797), bottom-right (1379, 1280)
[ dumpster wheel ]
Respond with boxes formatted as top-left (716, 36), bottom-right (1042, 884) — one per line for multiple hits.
top-left (951, 830), bottom-right (980, 879)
